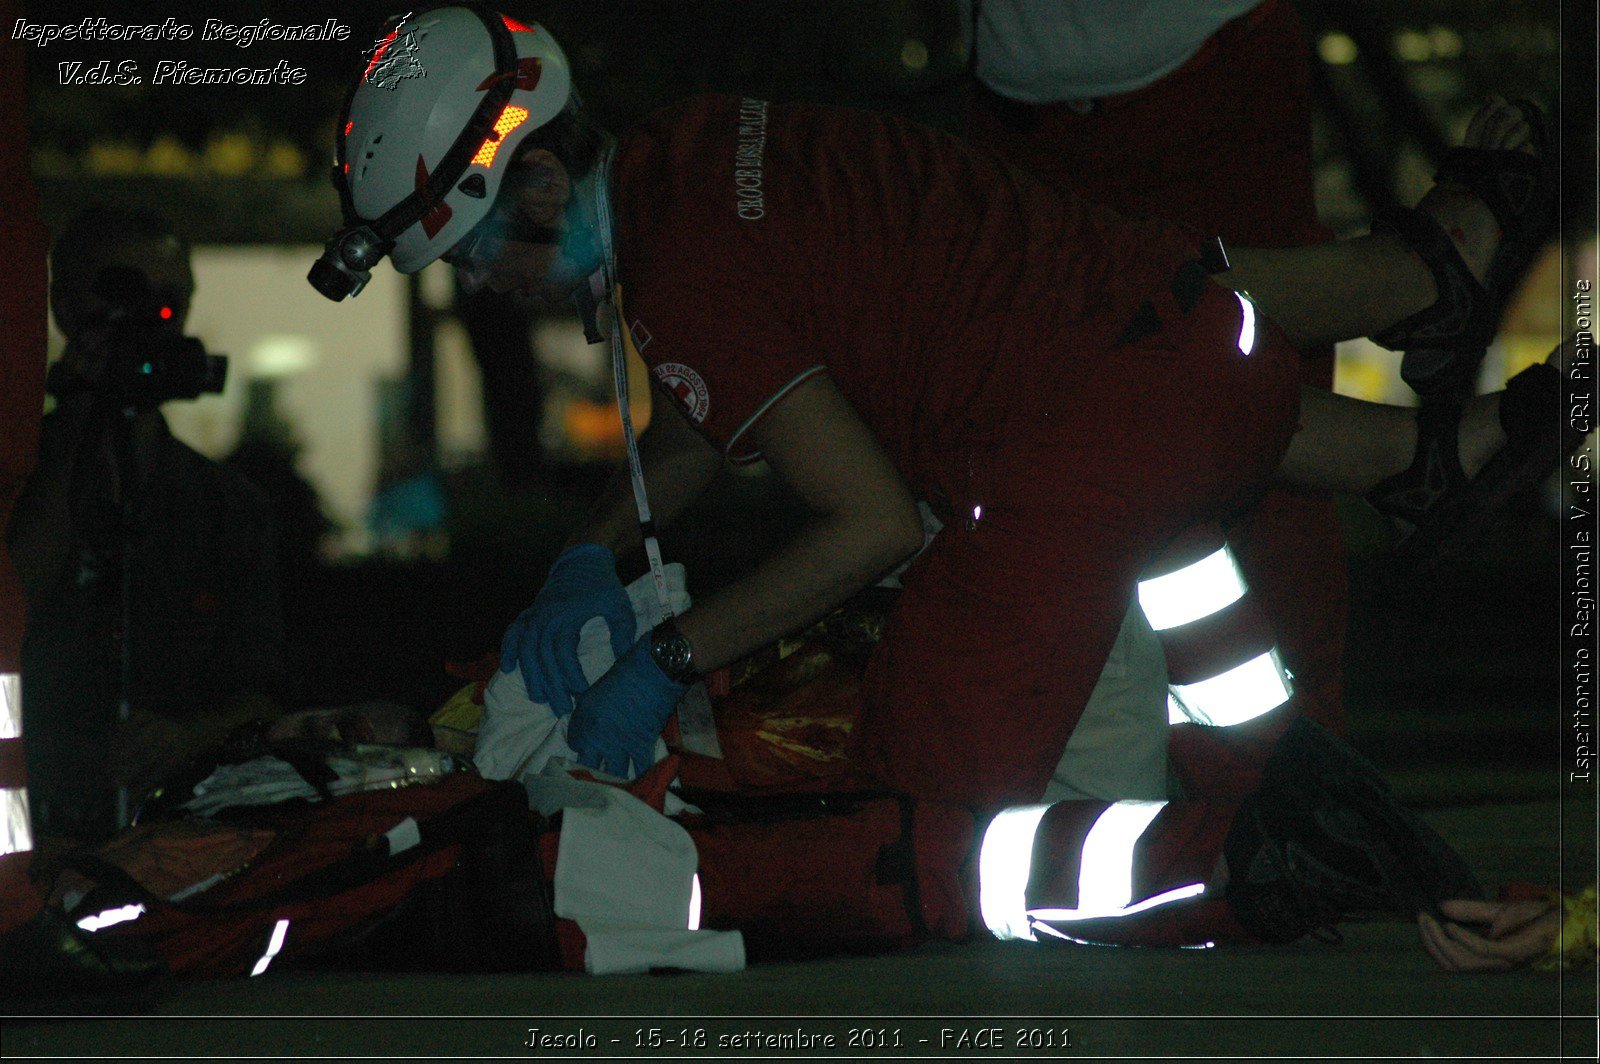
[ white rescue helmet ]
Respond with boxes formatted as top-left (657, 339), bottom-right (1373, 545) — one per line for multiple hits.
top-left (309, 5), bottom-right (573, 300)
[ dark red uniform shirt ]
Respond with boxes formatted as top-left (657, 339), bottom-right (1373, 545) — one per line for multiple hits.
top-left (614, 94), bottom-right (1201, 517)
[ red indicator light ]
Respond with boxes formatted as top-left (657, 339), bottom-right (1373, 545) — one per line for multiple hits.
top-left (159, 306), bottom-right (173, 320)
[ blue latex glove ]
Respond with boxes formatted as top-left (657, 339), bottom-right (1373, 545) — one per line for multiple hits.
top-left (567, 633), bottom-right (687, 778)
top-left (499, 544), bottom-right (636, 714)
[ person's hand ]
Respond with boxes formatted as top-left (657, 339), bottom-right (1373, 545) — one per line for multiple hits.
top-left (565, 633), bottom-right (686, 778)
top-left (499, 544), bottom-right (636, 714)
top-left (1418, 897), bottom-right (1561, 972)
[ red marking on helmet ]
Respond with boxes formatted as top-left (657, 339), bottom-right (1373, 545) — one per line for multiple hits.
top-left (475, 56), bottom-right (542, 93)
top-left (415, 156), bottom-right (453, 238)
top-left (363, 27), bottom-right (400, 82)
top-left (514, 57), bottom-right (543, 91)
top-left (501, 15), bottom-right (533, 32)
top-left (159, 306), bottom-right (173, 320)
top-left (344, 120), bottom-right (354, 137)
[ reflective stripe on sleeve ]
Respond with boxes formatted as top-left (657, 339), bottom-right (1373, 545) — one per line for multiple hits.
top-left (77, 903), bottom-right (145, 933)
top-left (1236, 291), bottom-right (1257, 355)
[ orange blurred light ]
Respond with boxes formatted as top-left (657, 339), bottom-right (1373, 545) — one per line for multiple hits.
top-left (562, 396), bottom-right (650, 458)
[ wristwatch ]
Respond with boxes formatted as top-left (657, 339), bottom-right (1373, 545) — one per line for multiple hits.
top-left (648, 618), bottom-right (699, 685)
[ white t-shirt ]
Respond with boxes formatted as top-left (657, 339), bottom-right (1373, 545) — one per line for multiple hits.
top-left (962, 0), bottom-right (1264, 102)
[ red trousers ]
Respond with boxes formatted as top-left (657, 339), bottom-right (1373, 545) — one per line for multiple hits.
top-left (853, 280), bottom-right (1301, 812)
top-left (836, 0), bottom-right (1342, 947)
top-left (964, 0), bottom-right (1348, 738)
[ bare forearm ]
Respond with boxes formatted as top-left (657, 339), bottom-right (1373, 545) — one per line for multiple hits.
top-left (1228, 235), bottom-right (1434, 350)
top-left (673, 506), bottom-right (919, 674)
top-left (1276, 384), bottom-right (1417, 494)
top-left (666, 371), bottom-right (924, 673)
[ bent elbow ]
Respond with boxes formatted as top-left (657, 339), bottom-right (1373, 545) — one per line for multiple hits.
top-left (884, 497), bottom-right (926, 567)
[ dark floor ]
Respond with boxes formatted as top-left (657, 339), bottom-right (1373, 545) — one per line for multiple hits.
top-left (3, 794), bottom-right (1594, 1060)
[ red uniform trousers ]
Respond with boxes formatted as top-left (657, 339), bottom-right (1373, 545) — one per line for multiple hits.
top-left (964, 0), bottom-right (1349, 746)
top-left (852, 279), bottom-right (1301, 815)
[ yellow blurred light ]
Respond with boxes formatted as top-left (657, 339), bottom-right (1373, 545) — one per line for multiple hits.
top-left (562, 396), bottom-right (650, 458)
top-left (1502, 336), bottom-right (1562, 383)
top-left (263, 141), bottom-right (307, 179)
top-left (900, 38), bottom-right (929, 72)
top-left (1428, 26), bottom-right (1463, 58)
top-left (1334, 340), bottom-right (1405, 403)
top-left (249, 335), bottom-right (318, 379)
top-left (1393, 30), bottom-right (1431, 62)
top-left (1318, 33), bottom-right (1358, 65)
top-left (204, 132), bottom-right (256, 177)
top-left (86, 142), bottom-right (144, 175)
top-left (144, 135), bottom-right (197, 176)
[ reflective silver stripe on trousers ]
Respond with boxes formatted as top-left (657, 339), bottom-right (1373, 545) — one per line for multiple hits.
top-left (0, 674), bottom-right (29, 857)
top-left (1, 672), bottom-right (19, 740)
top-left (1136, 549), bottom-right (1292, 726)
top-left (979, 801), bottom-right (1204, 942)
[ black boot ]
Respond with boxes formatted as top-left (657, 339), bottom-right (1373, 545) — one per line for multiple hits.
top-left (1224, 718), bottom-right (1484, 943)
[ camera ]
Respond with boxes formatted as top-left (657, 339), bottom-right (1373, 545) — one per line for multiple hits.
top-left (50, 266), bottom-right (229, 406)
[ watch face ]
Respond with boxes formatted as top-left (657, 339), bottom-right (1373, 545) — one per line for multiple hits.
top-left (652, 626), bottom-right (695, 683)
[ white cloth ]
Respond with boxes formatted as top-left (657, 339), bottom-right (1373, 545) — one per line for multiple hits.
top-left (528, 764), bottom-right (745, 975)
top-left (961, 0), bottom-right (1263, 102)
top-left (473, 564), bottom-right (692, 783)
top-left (478, 565), bottom-right (742, 974)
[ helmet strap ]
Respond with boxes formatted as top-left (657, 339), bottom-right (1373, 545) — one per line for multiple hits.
top-left (567, 141), bottom-right (615, 343)
top-left (571, 272), bottom-right (603, 344)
